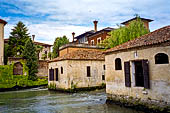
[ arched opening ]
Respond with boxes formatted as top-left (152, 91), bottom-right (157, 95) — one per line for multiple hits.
top-left (13, 62), bottom-right (23, 75)
top-left (115, 58), bottom-right (122, 70)
top-left (155, 53), bottom-right (169, 64)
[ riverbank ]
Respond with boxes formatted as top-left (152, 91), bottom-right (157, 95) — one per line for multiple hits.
top-left (106, 94), bottom-right (170, 113)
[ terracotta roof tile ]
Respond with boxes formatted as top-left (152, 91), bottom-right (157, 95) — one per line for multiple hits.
top-left (50, 49), bottom-right (105, 62)
top-left (105, 25), bottom-right (170, 54)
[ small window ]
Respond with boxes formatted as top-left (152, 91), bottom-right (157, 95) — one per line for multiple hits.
top-left (45, 51), bottom-right (47, 55)
top-left (102, 75), bottom-right (105, 80)
top-left (61, 67), bottom-right (63, 74)
top-left (115, 58), bottom-right (122, 70)
top-left (87, 66), bottom-right (91, 77)
top-left (97, 37), bottom-right (101, 44)
top-left (91, 40), bottom-right (94, 45)
top-left (103, 65), bottom-right (105, 70)
top-left (155, 53), bottom-right (169, 64)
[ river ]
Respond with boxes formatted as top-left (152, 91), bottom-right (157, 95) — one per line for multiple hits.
top-left (0, 88), bottom-right (144, 113)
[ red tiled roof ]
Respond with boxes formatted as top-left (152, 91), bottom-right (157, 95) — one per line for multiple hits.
top-left (34, 41), bottom-right (52, 46)
top-left (4, 38), bottom-right (52, 46)
top-left (0, 19), bottom-right (7, 25)
top-left (105, 25), bottom-right (170, 54)
top-left (49, 49), bottom-right (105, 62)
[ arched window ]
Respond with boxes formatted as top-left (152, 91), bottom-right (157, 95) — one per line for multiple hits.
top-left (115, 58), bottom-right (122, 70)
top-left (13, 62), bottom-right (23, 75)
top-left (61, 67), bottom-right (63, 74)
top-left (155, 53), bottom-right (169, 64)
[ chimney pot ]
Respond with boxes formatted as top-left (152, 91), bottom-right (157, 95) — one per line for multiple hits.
top-left (32, 35), bottom-right (35, 42)
top-left (93, 20), bottom-right (98, 32)
top-left (72, 32), bottom-right (75, 42)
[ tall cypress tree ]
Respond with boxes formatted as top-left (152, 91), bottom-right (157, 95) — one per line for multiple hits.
top-left (23, 38), bottom-right (38, 81)
top-left (7, 21), bottom-right (30, 57)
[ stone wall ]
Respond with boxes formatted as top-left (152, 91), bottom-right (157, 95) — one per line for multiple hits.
top-left (37, 60), bottom-right (48, 77)
top-left (105, 45), bottom-right (170, 104)
top-left (48, 60), bottom-right (105, 90)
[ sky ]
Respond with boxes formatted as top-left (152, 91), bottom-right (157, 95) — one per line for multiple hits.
top-left (0, 0), bottom-right (170, 44)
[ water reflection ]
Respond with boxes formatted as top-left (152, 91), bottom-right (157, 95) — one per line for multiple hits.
top-left (0, 88), bottom-right (144, 113)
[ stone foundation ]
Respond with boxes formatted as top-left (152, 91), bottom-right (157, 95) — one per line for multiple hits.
top-left (106, 94), bottom-right (170, 113)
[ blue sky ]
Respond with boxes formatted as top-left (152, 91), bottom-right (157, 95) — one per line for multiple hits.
top-left (0, 0), bottom-right (170, 44)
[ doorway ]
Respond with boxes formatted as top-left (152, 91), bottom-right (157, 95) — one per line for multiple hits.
top-left (134, 61), bottom-right (144, 87)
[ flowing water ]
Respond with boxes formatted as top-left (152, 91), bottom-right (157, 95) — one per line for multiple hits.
top-left (0, 88), bottom-right (144, 113)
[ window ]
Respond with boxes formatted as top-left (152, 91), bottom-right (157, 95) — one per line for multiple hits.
top-left (61, 67), bottom-right (63, 74)
top-left (103, 65), bottom-right (105, 70)
top-left (45, 51), bottom-right (47, 55)
top-left (155, 53), bottom-right (169, 64)
top-left (87, 66), bottom-right (91, 77)
top-left (91, 40), bottom-right (94, 45)
top-left (97, 37), bottom-right (101, 44)
top-left (102, 75), bottom-right (105, 80)
top-left (55, 68), bottom-right (58, 81)
top-left (115, 58), bottom-right (122, 70)
top-left (49, 68), bottom-right (54, 81)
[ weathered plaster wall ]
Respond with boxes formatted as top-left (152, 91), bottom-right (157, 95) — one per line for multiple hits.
top-left (48, 60), bottom-right (105, 89)
top-left (48, 60), bottom-right (69, 89)
top-left (0, 23), bottom-right (4, 65)
top-left (67, 60), bottom-right (105, 88)
top-left (105, 46), bottom-right (170, 103)
top-left (37, 60), bottom-right (48, 77)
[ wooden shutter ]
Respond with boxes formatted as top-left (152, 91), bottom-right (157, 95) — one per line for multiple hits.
top-left (124, 61), bottom-right (131, 87)
top-left (87, 66), bottom-right (91, 77)
top-left (55, 68), bottom-right (58, 81)
top-left (142, 60), bottom-right (150, 89)
top-left (49, 69), bottom-right (54, 81)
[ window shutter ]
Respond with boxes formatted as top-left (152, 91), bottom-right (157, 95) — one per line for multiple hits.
top-left (55, 68), bottom-right (58, 81)
top-left (124, 62), bottom-right (131, 87)
top-left (49, 69), bottom-right (54, 81)
top-left (142, 60), bottom-right (150, 89)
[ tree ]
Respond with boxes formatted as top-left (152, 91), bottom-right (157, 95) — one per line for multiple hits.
top-left (99, 17), bottom-right (149, 49)
top-left (48, 52), bottom-right (52, 60)
top-left (52, 36), bottom-right (69, 58)
top-left (35, 45), bottom-right (43, 59)
top-left (7, 21), bottom-right (30, 57)
top-left (41, 53), bottom-right (47, 60)
top-left (23, 38), bottom-right (38, 81)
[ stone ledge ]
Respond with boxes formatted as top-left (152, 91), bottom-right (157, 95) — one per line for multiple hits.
top-left (106, 94), bottom-right (170, 113)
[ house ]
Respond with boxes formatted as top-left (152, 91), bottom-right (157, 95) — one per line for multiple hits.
top-left (121, 17), bottom-right (153, 30)
top-left (0, 19), bottom-right (7, 65)
top-left (48, 44), bottom-right (105, 91)
top-left (105, 25), bottom-right (170, 111)
top-left (88, 27), bottom-right (114, 45)
top-left (4, 35), bottom-right (52, 61)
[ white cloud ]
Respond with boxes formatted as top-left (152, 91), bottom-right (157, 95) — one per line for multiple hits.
top-left (2, 0), bottom-right (170, 45)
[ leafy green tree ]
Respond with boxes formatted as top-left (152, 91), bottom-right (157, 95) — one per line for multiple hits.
top-left (4, 44), bottom-right (9, 65)
top-left (52, 35), bottom-right (69, 58)
top-left (35, 45), bottom-right (43, 59)
top-left (99, 17), bottom-right (149, 49)
top-left (7, 21), bottom-right (30, 57)
top-left (48, 52), bottom-right (52, 60)
top-left (23, 38), bottom-right (38, 81)
top-left (41, 53), bottom-right (47, 60)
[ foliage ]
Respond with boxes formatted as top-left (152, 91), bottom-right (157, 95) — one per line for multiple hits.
top-left (52, 35), bottom-right (69, 58)
top-left (99, 17), bottom-right (149, 49)
top-left (48, 52), bottom-right (52, 60)
top-left (7, 21), bottom-right (30, 57)
top-left (23, 38), bottom-right (38, 81)
top-left (4, 44), bottom-right (9, 65)
top-left (0, 65), bottom-right (47, 89)
top-left (35, 45), bottom-right (43, 59)
top-left (41, 53), bottom-right (47, 60)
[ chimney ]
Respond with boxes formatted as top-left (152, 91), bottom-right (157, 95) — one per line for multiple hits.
top-left (93, 20), bottom-right (98, 32)
top-left (32, 35), bottom-right (35, 42)
top-left (72, 32), bottom-right (75, 42)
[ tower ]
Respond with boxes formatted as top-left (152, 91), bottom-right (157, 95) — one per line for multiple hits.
top-left (0, 19), bottom-right (7, 65)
